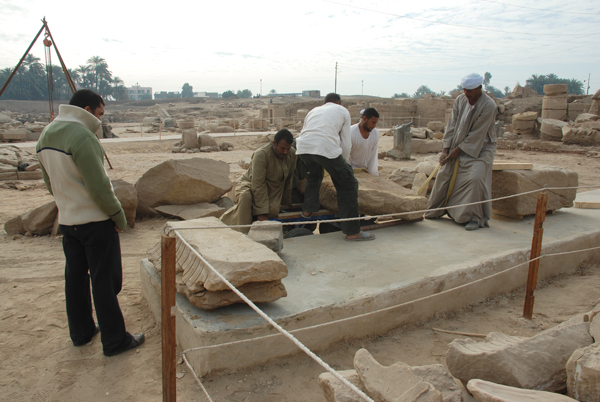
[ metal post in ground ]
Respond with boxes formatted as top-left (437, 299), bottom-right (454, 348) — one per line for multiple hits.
top-left (161, 234), bottom-right (177, 402)
top-left (523, 191), bottom-right (548, 319)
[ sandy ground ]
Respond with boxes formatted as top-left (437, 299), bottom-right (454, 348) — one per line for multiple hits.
top-left (1, 129), bottom-right (600, 401)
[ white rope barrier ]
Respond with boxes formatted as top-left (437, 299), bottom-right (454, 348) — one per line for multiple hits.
top-left (182, 353), bottom-right (215, 402)
top-left (180, 245), bottom-right (600, 355)
top-left (166, 184), bottom-right (600, 232)
top-left (173, 230), bottom-right (375, 402)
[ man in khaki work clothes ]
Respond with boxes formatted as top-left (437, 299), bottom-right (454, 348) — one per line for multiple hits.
top-left (221, 129), bottom-right (296, 233)
top-left (425, 73), bottom-right (498, 231)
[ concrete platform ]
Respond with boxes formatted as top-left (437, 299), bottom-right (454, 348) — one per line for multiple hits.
top-left (141, 190), bottom-right (600, 376)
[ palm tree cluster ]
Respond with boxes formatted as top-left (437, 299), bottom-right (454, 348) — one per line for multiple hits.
top-left (0, 55), bottom-right (129, 101)
top-left (525, 74), bottom-right (584, 95)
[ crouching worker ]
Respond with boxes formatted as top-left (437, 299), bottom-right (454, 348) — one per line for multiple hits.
top-left (221, 129), bottom-right (296, 233)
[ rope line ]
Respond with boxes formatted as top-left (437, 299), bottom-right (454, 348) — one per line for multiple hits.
top-left (179, 245), bottom-right (600, 355)
top-left (173, 230), bottom-right (375, 402)
top-left (182, 353), bottom-right (215, 402)
top-left (167, 185), bottom-right (600, 232)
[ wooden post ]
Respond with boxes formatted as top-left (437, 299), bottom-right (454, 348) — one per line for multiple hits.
top-left (523, 191), bottom-right (548, 319)
top-left (161, 234), bottom-right (177, 402)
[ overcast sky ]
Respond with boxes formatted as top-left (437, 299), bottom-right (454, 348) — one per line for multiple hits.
top-left (1, 0), bottom-right (599, 97)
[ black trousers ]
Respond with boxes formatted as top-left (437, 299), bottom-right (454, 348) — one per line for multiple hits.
top-left (299, 153), bottom-right (361, 235)
top-left (60, 219), bottom-right (131, 354)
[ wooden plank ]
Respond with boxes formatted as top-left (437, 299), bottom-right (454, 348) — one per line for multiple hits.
top-left (574, 201), bottom-right (600, 209)
top-left (523, 192), bottom-right (548, 319)
top-left (492, 162), bottom-right (533, 170)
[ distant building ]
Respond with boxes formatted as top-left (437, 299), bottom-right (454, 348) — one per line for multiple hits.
top-left (154, 91), bottom-right (182, 100)
top-left (302, 90), bottom-right (321, 98)
top-left (128, 84), bottom-right (152, 100)
top-left (194, 92), bottom-right (220, 98)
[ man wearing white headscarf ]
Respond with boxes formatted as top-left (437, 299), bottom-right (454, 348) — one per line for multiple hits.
top-left (425, 73), bottom-right (497, 230)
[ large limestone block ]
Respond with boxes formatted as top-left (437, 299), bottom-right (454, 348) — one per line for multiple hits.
top-left (540, 119), bottom-right (568, 141)
top-left (168, 217), bottom-right (288, 292)
top-left (415, 161), bottom-right (436, 176)
top-left (512, 111), bottom-right (538, 122)
top-left (427, 121), bottom-right (444, 131)
top-left (155, 203), bottom-right (226, 220)
top-left (112, 179), bottom-right (137, 228)
top-left (180, 280), bottom-right (286, 310)
top-left (511, 120), bottom-right (535, 134)
top-left (412, 364), bottom-right (465, 402)
top-left (543, 95), bottom-right (567, 110)
top-left (21, 201), bottom-right (57, 236)
top-left (318, 370), bottom-right (369, 402)
top-left (388, 167), bottom-right (417, 189)
top-left (467, 379), bottom-right (577, 402)
top-left (575, 113), bottom-right (600, 123)
top-left (492, 164), bottom-right (577, 217)
top-left (542, 109), bottom-right (567, 121)
top-left (354, 348), bottom-right (442, 402)
top-left (411, 139), bottom-right (443, 154)
top-left (544, 84), bottom-right (568, 96)
top-left (135, 158), bottom-right (232, 217)
top-left (319, 171), bottom-right (427, 221)
top-left (567, 343), bottom-right (600, 402)
top-left (247, 221), bottom-right (284, 253)
top-left (446, 315), bottom-right (593, 392)
top-left (182, 129), bottom-right (198, 149)
top-left (4, 214), bottom-right (25, 235)
top-left (198, 133), bottom-right (218, 148)
top-left (411, 127), bottom-right (428, 139)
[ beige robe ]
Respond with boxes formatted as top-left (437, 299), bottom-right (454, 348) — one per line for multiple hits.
top-left (425, 93), bottom-right (497, 227)
top-left (221, 143), bottom-right (296, 233)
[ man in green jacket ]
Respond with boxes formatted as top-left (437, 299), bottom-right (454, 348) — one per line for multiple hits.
top-left (221, 129), bottom-right (296, 233)
top-left (36, 89), bottom-right (144, 356)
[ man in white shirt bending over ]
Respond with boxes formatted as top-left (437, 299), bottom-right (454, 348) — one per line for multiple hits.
top-left (348, 107), bottom-right (380, 176)
top-left (295, 93), bottom-right (375, 241)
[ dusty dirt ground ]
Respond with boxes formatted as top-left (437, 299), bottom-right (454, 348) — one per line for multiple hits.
top-left (1, 126), bottom-right (600, 401)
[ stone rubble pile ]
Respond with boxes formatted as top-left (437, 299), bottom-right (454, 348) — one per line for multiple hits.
top-left (146, 217), bottom-right (288, 310)
top-left (319, 298), bottom-right (600, 402)
top-left (0, 145), bottom-right (42, 180)
top-left (0, 111), bottom-right (47, 142)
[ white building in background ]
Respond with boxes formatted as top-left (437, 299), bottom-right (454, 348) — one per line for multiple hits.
top-left (128, 84), bottom-right (153, 100)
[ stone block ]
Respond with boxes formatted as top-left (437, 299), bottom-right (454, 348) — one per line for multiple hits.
top-left (239, 157), bottom-right (251, 169)
top-left (354, 348), bottom-right (442, 402)
top-left (467, 379), bottom-right (577, 402)
top-left (180, 280), bottom-right (286, 310)
top-left (168, 217), bottom-right (288, 292)
top-left (4, 214), bottom-right (24, 235)
top-left (492, 164), bottom-right (577, 216)
top-left (177, 119), bottom-right (195, 129)
top-left (562, 127), bottom-right (600, 146)
top-left (511, 120), bottom-right (535, 134)
top-left (542, 95), bottom-right (567, 110)
top-left (143, 116), bottom-right (159, 126)
top-left (415, 161), bottom-right (436, 176)
top-left (446, 315), bottom-right (593, 392)
top-left (247, 221), bottom-right (284, 253)
top-left (413, 364), bottom-right (465, 402)
top-left (198, 133), bottom-right (218, 148)
top-left (411, 127), bottom-right (428, 139)
top-left (1, 129), bottom-right (28, 141)
top-left (320, 171), bottom-right (427, 221)
top-left (411, 139), bottom-right (443, 154)
top-left (112, 179), bottom-right (137, 228)
top-left (427, 121), bottom-right (444, 131)
top-left (512, 111), bottom-right (538, 121)
top-left (540, 119), bottom-right (568, 141)
top-left (388, 167), bottom-right (417, 189)
top-left (318, 370), bottom-right (368, 402)
top-left (542, 109), bottom-right (567, 121)
top-left (544, 84), bottom-right (568, 96)
top-left (566, 343), bottom-right (600, 402)
top-left (575, 113), bottom-right (600, 123)
top-left (155, 203), bottom-right (226, 220)
top-left (21, 201), bottom-right (57, 236)
top-left (182, 129), bottom-right (198, 149)
top-left (135, 158), bottom-right (232, 217)
top-left (214, 196), bottom-right (234, 210)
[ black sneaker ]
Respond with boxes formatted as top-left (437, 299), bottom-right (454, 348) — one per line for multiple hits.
top-left (73, 324), bottom-right (100, 347)
top-left (104, 333), bottom-right (145, 357)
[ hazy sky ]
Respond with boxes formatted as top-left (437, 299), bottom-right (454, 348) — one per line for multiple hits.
top-left (1, 0), bottom-right (599, 97)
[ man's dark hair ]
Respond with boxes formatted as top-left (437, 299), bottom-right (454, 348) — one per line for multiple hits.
top-left (69, 89), bottom-right (105, 111)
top-left (324, 93), bottom-right (341, 104)
top-left (274, 129), bottom-right (294, 145)
top-left (362, 107), bottom-right (379, 119)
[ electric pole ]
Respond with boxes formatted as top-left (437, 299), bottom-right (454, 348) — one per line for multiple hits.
top-left (334, 62), bottom-right (338, 93)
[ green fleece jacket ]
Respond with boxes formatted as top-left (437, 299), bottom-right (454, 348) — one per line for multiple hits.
top-left (36, 104), bottom-right (126, 230)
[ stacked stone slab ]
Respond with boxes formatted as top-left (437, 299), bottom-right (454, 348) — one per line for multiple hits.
top-left (511, 111), bottom-right (538, 135)
top-left (319, 170), bottom-right (427, 221)
top-left (147, 217), bottom-right (288, 310)
top-left (491, 164), bottom-right (577, 217)
top-left (542, 84), bottom-right (568, 121)
top-left (541, 119), bottom-right (569, 141)
top-left (370, 101), bottom-right (417, 127)
top-left (0, 145), bottom-right (42, 181)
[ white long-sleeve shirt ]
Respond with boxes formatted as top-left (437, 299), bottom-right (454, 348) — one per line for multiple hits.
top-left (296, 102), bottom-right (352, 160)
top-left (347, 123), bottom-right (379, 175)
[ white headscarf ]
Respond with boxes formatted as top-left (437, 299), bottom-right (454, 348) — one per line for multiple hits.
top-left (461, 73), bottom-right (483, 90)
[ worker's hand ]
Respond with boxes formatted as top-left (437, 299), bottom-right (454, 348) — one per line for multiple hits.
top-left (115, 226), bottom-right (122, 233)
top-left (256, 214), bottom-right (269, 221)
top-left (439, 148), bottom-right (449, 165)
top-left (448, 146), bottom-right (462, 160)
